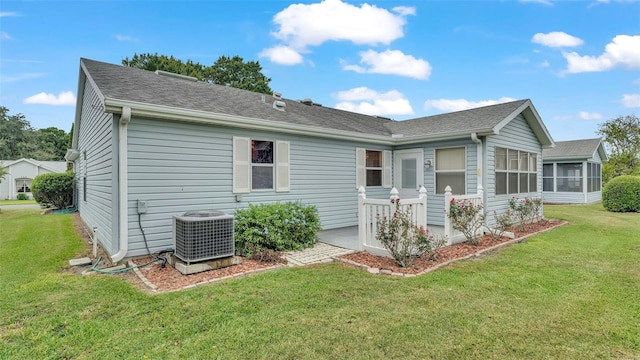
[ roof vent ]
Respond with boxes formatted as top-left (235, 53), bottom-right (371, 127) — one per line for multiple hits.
top-left (273, 100), bottom-right (286, 111)
top-left (301, 98), bottom-right (313, 105)
top-left (273, 92), bottom-right (282, 99)
top-left (154, 70), bottom-right (198, 82)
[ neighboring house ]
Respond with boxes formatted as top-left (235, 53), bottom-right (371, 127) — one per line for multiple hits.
top-left (0, 158), bottom-right (67, 200)
top-left (542, 138), bottom-right (608, 204)
top-left (67, 58), bottom-right (555, 263)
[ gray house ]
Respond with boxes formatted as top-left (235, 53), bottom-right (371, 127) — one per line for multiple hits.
top-left (542, 138), bottom-right (607, 204)
top-left (67, 58), bottom-right (555, 263)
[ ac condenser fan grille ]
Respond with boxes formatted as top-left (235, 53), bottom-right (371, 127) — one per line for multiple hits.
top-left (173, 211), bottom-right (234, 264)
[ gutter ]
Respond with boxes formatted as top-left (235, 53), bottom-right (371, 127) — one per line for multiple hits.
top-left (110, 106), bottom-right (131, 263)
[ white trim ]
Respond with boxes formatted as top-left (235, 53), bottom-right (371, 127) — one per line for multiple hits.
top-left (275, 140), bottom-right (290, 192)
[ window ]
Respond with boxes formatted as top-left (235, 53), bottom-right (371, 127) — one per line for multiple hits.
top-left (495, 147), bottom-right (537, 195)
top-left (587, 162), bottom-right (601, 192)
top-left (356, 148), bottom-right (391, 188)
top-left (366, 150), bottom-right (382, 186)
top-left (16, 179), bottom-right (31, 193)
top-left (251, 140), bottom-right (274, 190)
top-left (435, 147), bottom-right (465, 194)
top-left (556, 163), bottom-right (582, 192)
top-left (233, 137), bottom-right (289, 193)
top-left (543, 164), bottom-right (554, 191)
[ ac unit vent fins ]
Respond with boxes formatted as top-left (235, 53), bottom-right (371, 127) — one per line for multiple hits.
top-left (173, 211), bottom-right (234, 264)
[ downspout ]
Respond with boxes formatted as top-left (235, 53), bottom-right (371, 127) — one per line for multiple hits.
top-left (471, 132), bottom-right (487, 227)
top-left (471, 132), bottom-right (483, 189)
top-left (111, 106), bottom-right (131, 263)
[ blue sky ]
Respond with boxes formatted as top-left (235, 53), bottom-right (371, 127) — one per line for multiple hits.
top-left (1, 0), bottom-right (638, 142)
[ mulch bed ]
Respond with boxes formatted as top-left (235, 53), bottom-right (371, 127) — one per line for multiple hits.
top-left (69, 212), bottom-right (564, 292)
top-left (340, 220), bottom-right (564, 275)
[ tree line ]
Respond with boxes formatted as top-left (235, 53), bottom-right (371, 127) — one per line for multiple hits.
top-left (0, 106), bottom-right (71, 161)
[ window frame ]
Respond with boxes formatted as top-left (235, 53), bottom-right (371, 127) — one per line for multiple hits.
top-left (250, 139), bottom-right (275, 191)
top-left (495, 147), bottom-right (538, 195)
top-left (556, 162), bottom-right (583, 193)
top-left (435, 146), bottom-right (466, 195)
top-left (365, 150), bottom-right (383, 187)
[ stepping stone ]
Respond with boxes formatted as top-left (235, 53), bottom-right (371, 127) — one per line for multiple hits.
top-left (69, 257), bottom-right (92, 266)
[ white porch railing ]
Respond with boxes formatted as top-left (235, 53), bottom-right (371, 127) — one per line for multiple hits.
top-left (443, 184), bottom-right (484, 244)
top-left (357, 186), bottom-right (427, 256)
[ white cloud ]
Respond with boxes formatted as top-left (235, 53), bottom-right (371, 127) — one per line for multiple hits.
top-left (532, 32), bottom-right (583, 48)
top-left (115, 34), bottom-right (140, 42)
top-left (268, 0), bottom-right (413, 51)
top-left (563, 35), bottom-right (640, 73)
top-left (334, 87), bottom-right (414, 116)
top-left (0, 32), bottom-right (11, 40)
top-left (259, 45), bottom-right (304, 65)
top-left (342, 49), bottom-right (431, 80)
top-left (392, 6), bottom-right (416, 16)
top-left (273, 0), bottom-right (411, 47)
top-left (622, 94), bottom-right (640, 108)
top-left (23, 91), bottom-right (76, 106)
top-left (423, 97), bottom-right (516, 112)
top-left (579, 111), bottom-right (602, 120)
top-left (540, 60), bottom-right (551, 67)
top-left (0, 12), bottom-right (19, 17)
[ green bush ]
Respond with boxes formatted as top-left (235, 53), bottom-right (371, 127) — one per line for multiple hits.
top-left (16, 193), bottom-right (29, 200)
top-left (602, 175), bottom-right (640, 213)
top-left (31, 172), bottom-right (75, 209)
top-left (234, 202), bottom-right (321, 257)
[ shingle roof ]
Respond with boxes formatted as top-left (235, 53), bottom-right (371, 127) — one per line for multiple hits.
top-left (81, 58), bottom-right (393, 136)
top-left (80, 58), bottom-right (549, 143)
top-left (388, 99), bottom-right (530, 137)
top-left (543, 138), bottom-right (606, 160)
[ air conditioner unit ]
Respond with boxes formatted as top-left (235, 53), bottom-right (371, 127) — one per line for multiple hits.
top-left (173, 210), bottom-right (234, 264)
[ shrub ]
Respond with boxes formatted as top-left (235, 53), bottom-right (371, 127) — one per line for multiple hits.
top-left (602, 175), bottom-right (640, 213)
top-left (448, 198), bottom-right (486, 245)
top-left (234, 202), bottom-right (321, 257)
top-left (376, 198), bottom-right (445, 267)
top-left (16, 193), bottom-right (29, 200)
top-left (490, 209), bottom-right (514, 241)
top-left (509, 197), bottom-right (534, 231)
top-left (31, 172), bottom-right (75, 209)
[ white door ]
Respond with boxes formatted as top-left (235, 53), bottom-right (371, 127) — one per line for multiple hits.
top-left (394, 149), bottom-right (424, 199)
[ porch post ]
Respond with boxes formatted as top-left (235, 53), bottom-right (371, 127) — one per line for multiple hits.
top-left (444, 185), bottom-right (452, 241)
top-left (358, 186), bottom-right (366, 246)
top-left (417, 185), bottom-right (427, 228)
top-left (389, 187), bottom-right (399, 201)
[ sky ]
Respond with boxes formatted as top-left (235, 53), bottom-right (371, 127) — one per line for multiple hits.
top-left (0, 0), bottom-right (639, 142)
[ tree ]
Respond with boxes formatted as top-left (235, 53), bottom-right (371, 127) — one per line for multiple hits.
top-left (0, 106), bottom-right (70, 161)
top-left (0, 106), bottom-right (32, 159)
top-left (597, 114), bottom-right (640, 183)
top-left (122, 53), bottom-right (273, 94)
top-left (0, 165), bottom-right (7, 182)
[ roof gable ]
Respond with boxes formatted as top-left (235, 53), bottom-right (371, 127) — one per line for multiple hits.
top-left (0, 158), bottom-right (66, 173)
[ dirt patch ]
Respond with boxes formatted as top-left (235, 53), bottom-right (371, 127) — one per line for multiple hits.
top-left (340, 220), bottom-right (565, 275)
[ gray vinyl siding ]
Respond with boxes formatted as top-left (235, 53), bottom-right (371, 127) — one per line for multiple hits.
top-left (397, 139), bottom-right (476, 227)
top-left (76, 78), bottom-right (117, 256)
top-left (486, 114), bottom-right (543, 225)
top-left (125, 117), bottom-right (392, 256)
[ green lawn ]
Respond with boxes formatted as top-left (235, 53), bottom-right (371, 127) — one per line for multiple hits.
top-left (1, 204), bottom-right (639, 359)
top-left (0, 199), bottom-right (37, 206)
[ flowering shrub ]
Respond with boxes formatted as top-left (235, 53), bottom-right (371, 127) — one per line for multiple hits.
top-left (234, 202), bottom-right (321, 257)
top-left (530, 197), bottom-right (546, 225)
top-left (490, 209), bottom-right (514, 241)
top-left (508, 197), bottom-right (534, 231)
top-left (376, 198), bottom-right (445, 267)
top-left (448, 198), bottom-right (486, 245)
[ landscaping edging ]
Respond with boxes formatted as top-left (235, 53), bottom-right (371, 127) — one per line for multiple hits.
top-left (335, 220), bottom-right (568, 277)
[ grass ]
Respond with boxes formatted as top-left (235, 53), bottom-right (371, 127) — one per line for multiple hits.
top-left (0, 199), bottom-right (37, 206)
top-left (0, 204), bottom-right (639, 359)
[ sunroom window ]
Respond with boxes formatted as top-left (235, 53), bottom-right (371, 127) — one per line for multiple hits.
top-left (496, 147), bottom-right (537, 195)
top-left (435, 147), bottom-right (465, 194)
